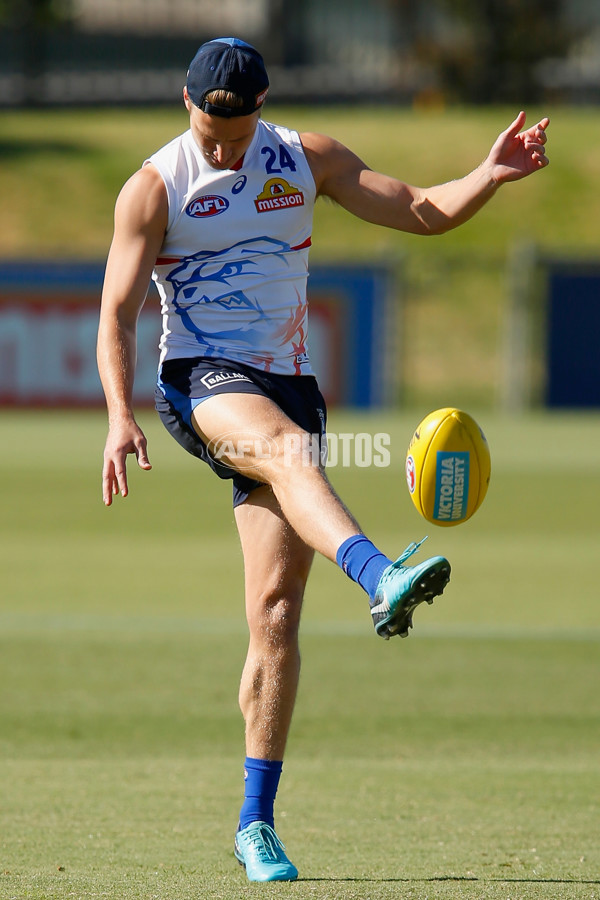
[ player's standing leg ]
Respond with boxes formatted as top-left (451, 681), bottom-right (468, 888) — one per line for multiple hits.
top-left (232, 484), bottom-right (312, 882)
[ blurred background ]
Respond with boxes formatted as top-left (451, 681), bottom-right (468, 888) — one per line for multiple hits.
top-left (1, 0), bottom-right (600, 412)
top-left (2, 0), bottom-right (599, 107)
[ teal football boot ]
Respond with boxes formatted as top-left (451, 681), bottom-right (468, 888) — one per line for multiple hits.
top-left (371, 538), bottom-right (451, 639)
top-left (234, 821), bottom-right (298, 882)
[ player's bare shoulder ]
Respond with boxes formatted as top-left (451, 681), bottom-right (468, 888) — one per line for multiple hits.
top-left (115, 163), bottom-right (168, 236)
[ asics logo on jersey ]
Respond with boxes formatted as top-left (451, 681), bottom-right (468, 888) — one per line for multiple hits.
top-left (186, 195), bottom-right (229, 217)
top-left (255, 178), bottom-right (304, 213)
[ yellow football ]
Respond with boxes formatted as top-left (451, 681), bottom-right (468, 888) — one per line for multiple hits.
top-left (405, 408), bottom-right (491, 526)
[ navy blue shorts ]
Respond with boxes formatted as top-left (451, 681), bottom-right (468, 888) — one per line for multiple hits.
top-left (155, 356), bottom-right (327, 507)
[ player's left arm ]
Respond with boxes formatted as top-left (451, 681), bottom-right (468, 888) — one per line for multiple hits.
top-left (301, 111), bottom-right (549, 236)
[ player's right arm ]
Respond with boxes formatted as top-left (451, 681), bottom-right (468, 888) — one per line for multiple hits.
top-left (301, 112), bottom-right (548, 235)
top-left (97, 164), bottom-right (168, 505)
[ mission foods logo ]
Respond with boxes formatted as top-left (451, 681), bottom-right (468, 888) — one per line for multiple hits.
top-left (186, 195), bottom-right (229, 217)
top-left (255, 177), bottom-right (305, 213)
top-left (434, 452), bottom-right (469, 522)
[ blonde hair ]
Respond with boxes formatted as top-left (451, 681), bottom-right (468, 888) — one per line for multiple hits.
top-left (204, 89), bottom-right (244, 110)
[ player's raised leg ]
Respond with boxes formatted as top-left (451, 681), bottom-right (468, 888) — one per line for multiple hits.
top-left (232, 484), bottom-right (311, 881)
top-left (193, 392), bottom-right (364, 558)
top-left (192, 393), bottom-right (450, 640)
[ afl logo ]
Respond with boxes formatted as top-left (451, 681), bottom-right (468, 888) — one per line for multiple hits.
top-left (186, 195), bottom-right (229, 218)
top-left (406, 455), bottom-right (416, 494)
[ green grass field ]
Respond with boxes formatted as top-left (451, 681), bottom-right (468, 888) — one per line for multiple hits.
top-left (1, 408), bottom-right (599, 899)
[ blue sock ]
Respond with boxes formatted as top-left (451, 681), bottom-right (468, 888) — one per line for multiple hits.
top-left (239, 757), bottom-right (283, 831)
top-left (336, 534), bottom-right (392, 604)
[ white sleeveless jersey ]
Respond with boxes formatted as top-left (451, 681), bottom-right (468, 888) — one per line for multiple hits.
top-left (145, 119), bottom-right (317, 375)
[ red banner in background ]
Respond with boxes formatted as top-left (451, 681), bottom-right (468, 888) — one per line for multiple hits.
top-left (0, 262), bottom-right (397, 408)
top-left (0, 294), bottom-right (160, 407)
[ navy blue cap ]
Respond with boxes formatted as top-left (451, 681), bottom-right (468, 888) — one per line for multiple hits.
top-left (186, 37), bottom-right (269, 118)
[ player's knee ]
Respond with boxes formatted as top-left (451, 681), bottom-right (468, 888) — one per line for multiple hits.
top-left (247, 586), bottom-right (303, 645)
top-left (259, 424), bottom-right (323, 483)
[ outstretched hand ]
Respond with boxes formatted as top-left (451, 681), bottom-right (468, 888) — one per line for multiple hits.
top-left (487, 111), bottom-right (549, 185)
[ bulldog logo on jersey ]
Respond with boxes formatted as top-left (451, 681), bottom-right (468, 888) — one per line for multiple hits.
top-left (255, 178), bottom-right (305, 213)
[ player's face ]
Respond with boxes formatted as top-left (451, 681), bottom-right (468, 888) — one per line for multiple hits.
top-left (184, 88), bottom-right (260, 170)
